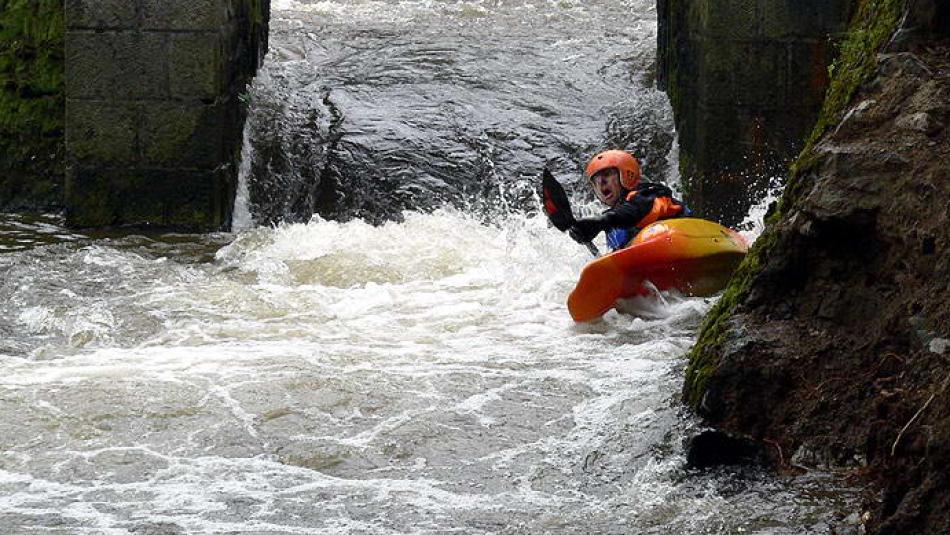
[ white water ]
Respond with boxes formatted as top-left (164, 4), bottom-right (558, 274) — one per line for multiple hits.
top-left (232, 118), bottom-right (257, 233)
top-left (736, 175), bottom-right (786, 244)
top-left (0, 208), bottom-right (859, 533)
top-left (0, 212), bottom-right (709, 532)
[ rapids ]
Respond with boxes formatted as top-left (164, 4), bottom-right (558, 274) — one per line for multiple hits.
top-left (0, 211), bottom-right (860, 534)
top-left (0, 1), bottom-right (862, 533)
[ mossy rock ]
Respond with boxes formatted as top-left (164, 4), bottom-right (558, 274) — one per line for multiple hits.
top-left (0, 0), bottom-right (66, 211)
top-left (683, 0), bottom-right (909, 409)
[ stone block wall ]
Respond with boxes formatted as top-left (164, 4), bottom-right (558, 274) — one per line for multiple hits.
top-left (64, 0), bottom-right (269, 229)
top-left (658, 0), bottom-right (852, 225)
top-left (0, 0), bottom-right (65, 212)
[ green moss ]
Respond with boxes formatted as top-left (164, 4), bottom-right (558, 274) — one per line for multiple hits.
top-left (0, 0), bottom-right (65, 137)
top-left (682, 0), bottom-right (908, 410)
top-left (684, 219), bottom-right (780, 407)
top-left (783, 0), bottom-right (904, 216)
top-left (250, 0), bottom-right (266, 27)
top-left (0, 0), bottom-right (65, 210)
top-left (801, 0), bottom-right (906, 155)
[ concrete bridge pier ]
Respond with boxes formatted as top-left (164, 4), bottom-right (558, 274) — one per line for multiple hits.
top-left (658, 0), bottom-right (853, 225)
top-left (64, 0), bottom-right (269, 229)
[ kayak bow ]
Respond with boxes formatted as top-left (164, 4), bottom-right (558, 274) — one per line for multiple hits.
top-left (567, 218), bottom-right (748, 322)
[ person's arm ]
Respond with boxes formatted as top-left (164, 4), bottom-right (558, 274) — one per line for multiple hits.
top-left (569, 195), bottom-right (656, 243)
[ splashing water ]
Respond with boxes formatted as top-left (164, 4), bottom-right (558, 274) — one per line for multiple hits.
top-left (232, 118), bottom-right (257, 233)
top-left (241, 0), bottom-right (676, 226)
top-left (737, 175), bottom-right (787, 244)
top-left (0, 210), bottom-right (859, 533)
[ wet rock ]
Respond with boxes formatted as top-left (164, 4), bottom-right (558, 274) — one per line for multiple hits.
top-left (835, 510), bottom-right (872, 535)
top-left (895, 112), bottom-right (940, 135)
top-left (686, 430), bottom-right (765, 469)
top-left (683, 10), bottom-right (950, 535)
top-left (657, 0), bottom-right (852, 225)
top-left (878, 52), bottom-right (934, 78)
top-left (790, 443), bottom-right (868, 471)
top-left (835, 99), bottom-right (878, 136)
top-left (929, 338), bottom-right (949, 354)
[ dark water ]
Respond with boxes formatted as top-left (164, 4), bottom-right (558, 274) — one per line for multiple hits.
top-left (240, 0), bottom-right (676, 227)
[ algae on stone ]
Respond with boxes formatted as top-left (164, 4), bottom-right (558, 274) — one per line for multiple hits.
top-left (0, 0), bottom-right (65, 211)
top-left (803, 0), bottom-right (906, 152)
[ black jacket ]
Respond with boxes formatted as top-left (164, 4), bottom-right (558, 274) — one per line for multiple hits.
top-left (569, 182), bottom-right (686, 246)
top-left (601, 182), bottom-right (678, 229)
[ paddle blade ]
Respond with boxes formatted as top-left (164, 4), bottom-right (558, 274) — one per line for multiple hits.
top-left (541, 168), bottom-right (575, 232)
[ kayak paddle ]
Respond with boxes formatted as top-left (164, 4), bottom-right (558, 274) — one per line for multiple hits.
top-left (541, 168), bottom-right (600, 257)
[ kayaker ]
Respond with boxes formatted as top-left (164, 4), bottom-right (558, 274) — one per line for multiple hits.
top-left (569, 149), bottom-right (689, 250)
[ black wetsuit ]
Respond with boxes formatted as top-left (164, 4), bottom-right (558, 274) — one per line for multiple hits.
top-left (570, 182), bottom-right (688, 250)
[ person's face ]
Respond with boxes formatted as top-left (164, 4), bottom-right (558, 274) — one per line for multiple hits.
top-left (589, 168), bottom-right (622, 206)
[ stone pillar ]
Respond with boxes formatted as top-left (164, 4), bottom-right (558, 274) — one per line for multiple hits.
top-left (64, 0), bottom-right (268, 229)
top-left (658, 0), bottom-right (852, 225)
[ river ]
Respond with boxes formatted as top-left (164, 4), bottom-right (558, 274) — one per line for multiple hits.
top-left (0, 1), bottom-right (859, 533)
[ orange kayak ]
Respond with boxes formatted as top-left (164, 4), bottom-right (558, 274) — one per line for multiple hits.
top-left (567, 218), bottom-right (749, 322)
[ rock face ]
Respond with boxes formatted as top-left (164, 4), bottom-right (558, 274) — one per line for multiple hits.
top-left (657, 0), bottom-right (852, 225)
top-left (0, 0), bottom-right (65, 212)
top-left (64, 0), bottom-right (270, 229)
top-left (684, 1), bottom-right (949, 533)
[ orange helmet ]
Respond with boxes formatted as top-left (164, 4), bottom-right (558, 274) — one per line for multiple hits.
top-left (585, 150), bottom-right (641, 190)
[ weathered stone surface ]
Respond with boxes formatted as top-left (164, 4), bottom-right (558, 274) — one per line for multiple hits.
top-left (140, 102), bottom-right (226, 168)
top-left (731, 41), bottom-right (789, 108)
top-left (784, 40), bottom-right (834, 108)
top-left (140, 0), bottom-right (227, 31)
top-left (66, 31), bottom-right (168, 100)
top-left (658, 0), bottom-right (852, 225)
top-left (63, 0), bottom-right (270, 230)
top-left (684, 2), bottom-right (950, 533)
top-left (64, 32), bottom-right (113, 99)
top-left (168, 33), bottom-right (224, 99)
top-left (759, 0), bottom-right (852, 38)
top-left (66, 101), bottom-right (138, 165)
top-left (65, 0), bottom-right (137, 30)
top-left (66, 168), bottom-right (220, 228)
top-left (700, 0), bottom-right (757, 39)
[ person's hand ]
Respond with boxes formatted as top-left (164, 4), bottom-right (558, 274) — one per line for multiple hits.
top-left (568, 217), bottom-right (606, 244)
